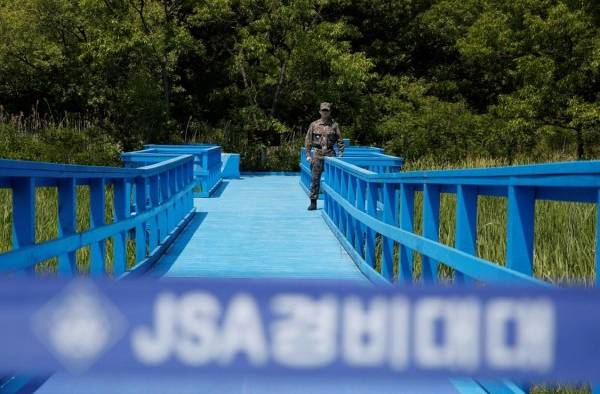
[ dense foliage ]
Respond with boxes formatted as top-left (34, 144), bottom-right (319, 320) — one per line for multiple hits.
top-left (1, 0), bottom-right (599, 168)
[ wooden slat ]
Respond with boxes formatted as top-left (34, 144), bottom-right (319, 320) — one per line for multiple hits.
top-left (506, 186), bottom-right (535, 276)
top-left (398, 183), bottom-right (414, 282)
top-left (11, 178), bottom-right (35, 275)
top-left (381, 182), bottom-right (397, 281)
top-left (455, 185), bottom-right (478, 283)
top-left (422, 184), bottom-right (440, 282)
top-left (57, 178), bottom-right (76, 276)
top-left (112, 179), bottom-right (129, 276)
top-left (89, 178), bottom-right (106, 276)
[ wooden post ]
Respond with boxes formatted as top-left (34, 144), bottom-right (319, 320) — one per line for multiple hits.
top-left (135, 177), bottom-right (147, 263)
top-left (355, 179), bottom-right (367, 256)
top-left (113, 179), bottom-right (129, 276)
top-left (346, 174), bottom-right (357, 248)
top-left (365, 182), bottom-right (378, 269)
top-left (455, 185), bottom-right (478, 283)
top-left (422, 184), bottom-right (440, 282)
top-left (12, 178), bottom-right (35, 275)
top-left (90, 178), bottom-right (106, 276)
top-left (148, 175), bottom-right (160, 252)
top-left (339, 171), bottom-right (348, 237)
top-left (398, 183), bottom-right (414, 283)
top-left (57, 178), bottom-right (76, 276)
top-left (382, 182), bottom-right (398, 282)
top-left (161, 170), bottom-right (171, 232)
top-left (506, 185), bottom-right (535, 276)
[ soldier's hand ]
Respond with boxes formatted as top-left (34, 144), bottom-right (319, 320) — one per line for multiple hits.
top-left (307, 156), bottom-right (312, 162)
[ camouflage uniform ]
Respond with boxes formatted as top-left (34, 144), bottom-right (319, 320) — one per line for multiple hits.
top-left (304, 105), bottom-right (345, 201)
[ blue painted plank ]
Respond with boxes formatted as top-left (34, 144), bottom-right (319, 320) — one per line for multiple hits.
top-left (455, 185), bottom-right (477, 284)
top-left (57, 178), bottom-right (76, 276)
top-left (398, 183), bottom-right (414, 283)
top-left (422, 184), bottom-right (440, 282)
top-left (12, 178), bottom-right (35, 275)
top-left (112, 179), bottom-right (129, 277)
top-left (90, 178), bottom-right (106, 276)
top-left (154, 175), bottom-right (365, 281)
top-left (381, 183), bottom-right (397, 281)
top-left (506, 186), bottom-right (535, 276)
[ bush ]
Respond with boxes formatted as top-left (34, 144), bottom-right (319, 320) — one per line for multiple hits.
top-left (0, 124), bottom-right (122, 166)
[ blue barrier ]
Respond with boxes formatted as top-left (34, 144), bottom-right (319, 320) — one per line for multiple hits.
top-left (322, 158), bottom-right (600, 285)
top-left (2, 277), bottom-right (600, 384)
top-left (221, 153), bottom-right (241, 178)
top-left (299, 139), bottom-right (402, 197)
top-left (123, 145), bottom-right (223, 197)
top-left (0, 155), bottom-right (195, 277)
top-left (321, 157), bottom-right (600, 392)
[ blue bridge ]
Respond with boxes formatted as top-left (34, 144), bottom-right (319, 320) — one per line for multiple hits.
top-left (0, 141), bottom-right (599, 393)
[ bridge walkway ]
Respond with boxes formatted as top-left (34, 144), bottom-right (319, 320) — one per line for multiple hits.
top-left (37, 174), bottom-right (473, 394)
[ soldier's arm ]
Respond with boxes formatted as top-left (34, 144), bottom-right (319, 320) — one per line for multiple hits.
top-left (304, 123), bottom-right (313, 161)
top-left (335, 123), bottom-right (345, 157)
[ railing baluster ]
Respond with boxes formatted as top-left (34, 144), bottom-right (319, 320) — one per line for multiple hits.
top-left (148, 175), bottom-right (160, 253)
top-left (355, 179), bottom-right (366, 256)
top-left (161, 170), bottom-right (172, 232)
top-left (398, 183), bottom-right (415, 282)
top-left (340, 170), bottom-right (348, 236)
top-left (365, 182), bottom-right (378, 269)
top-left (135, 177), bottom-right (148, 263)
top-left (382, 182), bottom-right (398, 281)
top-left (12, 178), bottom-right (35, 275)
top-left (346, 174), bottom-right (357, 248)
top-left (113, 179), bottom-right (129, 276)
top-left (422, 184), bottom-right (440, 282)
top-left (506, 185), bottom-right (535, 276)
top-left (90, 178), bottom-right (106, 276)
top-left (57, 178), bottom-right (76, 276)
top-left (455, 185), bottom-right (478, 283)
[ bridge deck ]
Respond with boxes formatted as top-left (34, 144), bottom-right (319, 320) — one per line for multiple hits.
top-left (37, 174), bottom-right (473, 394)
top-left (153, 174), bottom-right (365, 280)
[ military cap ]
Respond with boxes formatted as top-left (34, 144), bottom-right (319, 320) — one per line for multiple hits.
top-left (320, 102), bottom-right (332, 111)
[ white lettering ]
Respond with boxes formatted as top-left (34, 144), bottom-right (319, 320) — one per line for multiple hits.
top-left (218, 294), bottom-right (268, 366)
top-left (414, 297), bottom-right (480, 370)
top-left (486, 298), bottom-right (554, 371)
top-left (175, 292), bottom-right (220, 365)
top-left (131, 293), bottom-right (178, 364)
top-left (271, 294), bottom-right (337, 367)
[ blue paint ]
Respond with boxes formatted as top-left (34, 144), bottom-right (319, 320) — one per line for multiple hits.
top-left (122, 145), bottom-right (223, 197)
top-left (153, 174), bottom-right (365, 281)
top-left (0, 155), bottom-right (195, 275)
top-left (222, 153), bottom-right (241, 178)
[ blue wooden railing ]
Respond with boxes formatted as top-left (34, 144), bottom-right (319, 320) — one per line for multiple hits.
top-left (318, 155), bottom-right (600, 393)
top-left (321, 157), bottom-right (600, 286)
top-left (0, 154), bottom-right (195, 277)
top-left (300, 139), bottom-right (403, 196)
top-left (122, 144), bottom-right (222, 197)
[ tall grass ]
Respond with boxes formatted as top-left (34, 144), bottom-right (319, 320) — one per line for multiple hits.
top-left (402, 155), bottom-right (596, 286)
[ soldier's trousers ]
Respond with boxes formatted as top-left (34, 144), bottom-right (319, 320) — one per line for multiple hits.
top-left (309, 153), bottom-right (335, 200)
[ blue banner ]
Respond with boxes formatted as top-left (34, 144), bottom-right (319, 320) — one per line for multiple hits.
top-left (0, 278), bottom-right (599, 383)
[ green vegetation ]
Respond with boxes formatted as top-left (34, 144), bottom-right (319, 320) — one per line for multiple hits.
top-left (0, 0), bottom-right (598, 168)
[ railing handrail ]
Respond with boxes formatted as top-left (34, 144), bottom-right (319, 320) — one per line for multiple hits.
top-left (320, 155), bottom-right (600, 289)
top-left (0, 151), bottom-right (197, 277)
top-left (122, 145), bottom-right (223, 198)
top-left (0, 155), bottom-right (193, 179)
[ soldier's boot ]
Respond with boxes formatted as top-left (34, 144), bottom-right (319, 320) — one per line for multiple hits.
top-left (307, 199), bottom-right (317, 211)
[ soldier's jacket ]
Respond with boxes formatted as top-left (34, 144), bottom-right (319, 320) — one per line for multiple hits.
top-left (304, 119), bottom-right (345, 158)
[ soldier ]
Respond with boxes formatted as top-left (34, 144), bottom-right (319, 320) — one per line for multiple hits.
top-left (304, 102), bottom-right (345, 210)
